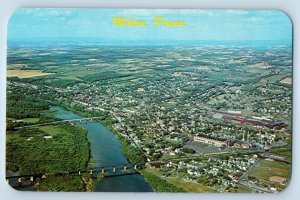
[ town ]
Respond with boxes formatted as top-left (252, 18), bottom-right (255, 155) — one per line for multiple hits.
top-left (7, 45), bottom-right (292, 192)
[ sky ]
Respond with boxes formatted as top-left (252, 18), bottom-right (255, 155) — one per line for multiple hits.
top-left (7, 9), bottom-right (292, 45)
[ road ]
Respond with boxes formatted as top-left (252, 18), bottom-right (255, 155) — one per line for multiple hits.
top-left (237, 148), bottom-right (273, 193)
top-left (238, 180), bottom-right (271, 193)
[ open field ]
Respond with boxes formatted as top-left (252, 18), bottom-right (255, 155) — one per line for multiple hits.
top-left (250, 62), bottom-right (271, 69)
top-left (234, 184), bottom-right (253, 193)
top-left (7, 64), bottom-right (26, 69)
top-left (143, 168), bottom-right (213, 192)
top-left (280, 77), bottom-right (292, 85)
top-left (60, 70), bottom-right (95, 80)
top-left (141, 169), bottom-right (185, 192)
top-left (167, 177), bottom-right (214, 192)
top-left (7, 70), bottom-right (53, 78)
top-left (248, 160), bottom-right (291, 181)
top-left (21, 118), bottom-right (40, 123)
top-left (260, 74), bottom-right (289, 84)
top-left (271, 148), bottom-right (292, 161)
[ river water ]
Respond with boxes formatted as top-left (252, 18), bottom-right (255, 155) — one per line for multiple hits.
top-left (50, 106), bottom-right (153, 192)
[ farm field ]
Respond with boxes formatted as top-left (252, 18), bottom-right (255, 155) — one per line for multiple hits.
top-left (280, 77), bottom-right (292, 85)
top-left (7, 70), bottom-right (53, 78)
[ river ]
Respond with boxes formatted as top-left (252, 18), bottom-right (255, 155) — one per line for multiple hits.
top-left (50, 106), bottom-right (153, 192)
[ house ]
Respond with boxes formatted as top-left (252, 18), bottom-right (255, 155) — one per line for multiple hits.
top-left (146, 161), bottom-right (166, 169)
top-left (228, 171), bottom-right (243, 182)
top-left (269, 187), bottom-right (277, 192)
top-left (43, 135), bottom-right (53, 140)
top-left (241, 143), bottom-right (250, 149)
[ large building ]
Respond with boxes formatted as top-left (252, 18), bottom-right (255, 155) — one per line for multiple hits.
top-left (212, 111), bottom-right (288, 129)
top-left (193, 135), bottom-right (228, 147)
top-left (193, 134), bottom-right (251, 149)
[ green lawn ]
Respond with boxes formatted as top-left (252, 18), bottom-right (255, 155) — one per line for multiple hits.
top-left (271, 148), bottom-right (292, 161)
top-left (248, 160), bottom-right (291, 181)
top-left (141, 169), bottom-right (185, 192)
top-left (235, 184), bottom-right (253, 193)
top-left (142, 168), bottom-right (213, 193)
top-left (22, 118), bottom-right (40, 123)
top-left (167, 177), bottom-right (214, 192)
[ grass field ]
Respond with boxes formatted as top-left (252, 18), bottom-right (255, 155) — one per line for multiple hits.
top-left (7, 64), bottom-right (26, 69)
top-left (260, 74), bottom-right (288, 84)
top-left (167, 177), bottom-right (214, 192)
top-left (60, 70), bottom-right (94, 80)
top-left (7, 70), bottom-right (53, 78)
top-left (280, 77), bottom-right (292, 85)
top-left (21, 118), bottom-right (40, 123)
top-left (141, 169), bottom-right (185, 192)
top-left (271, 148), bottom-right (292, 161)
top-left (235, 184), bottom-right (253, 193)
top-left (248, 160), bottom-right (291, 181)
top-left (143, 168), bottom-right (213, 192)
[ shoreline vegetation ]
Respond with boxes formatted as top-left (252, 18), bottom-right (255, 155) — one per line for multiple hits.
top-left (6, 90), bottom-right (292, 192)
top-left (6, 42), bottom-right (292, 193)
top-left (7, 91), bottom-right (155, 191)
top-left (6, 92), bottom-right (91, 191)
top-left (53, 103), bottom-right (277, 193)
top-left (55, 102), bottom-right (212, 192)
top-left (49, 101), bottom-right (149, 165)
top-left (141, 170), bottom-right (185, 192)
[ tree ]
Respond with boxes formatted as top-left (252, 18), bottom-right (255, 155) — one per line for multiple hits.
top-left (182, 147), bottom-right (196, 154)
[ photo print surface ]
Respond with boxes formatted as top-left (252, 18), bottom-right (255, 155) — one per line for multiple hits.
top-left (6, 9), bottom-right (292, 192)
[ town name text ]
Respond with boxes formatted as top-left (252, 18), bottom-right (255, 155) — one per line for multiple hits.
top-left (112, 16), bottom-right (186, 27)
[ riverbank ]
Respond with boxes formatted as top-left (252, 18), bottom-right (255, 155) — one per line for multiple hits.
top-left (54, 103), bottom-right (191, 192)
top-left (50, 101), bottom-right (146, 165)
top-left (50, 105), bottom-right (153, 192)
top-left (6, 122), bottom-right (90, 191)
top-left (6, 89), bottom-right (93, 191)
top-left (140, 169), bottom-right (185, 192)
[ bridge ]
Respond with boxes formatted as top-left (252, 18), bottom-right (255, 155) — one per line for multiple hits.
top-left (14, 117), bottom-right (102, 129)
top-left (6, 163), bottom-right (143, 188)
top-left (9, 115), bottom-right (153, 189)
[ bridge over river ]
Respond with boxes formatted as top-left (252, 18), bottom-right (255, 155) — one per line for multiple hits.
top-left (6, 163), bottom-right (144, 188)
top-left (14, 117), bottom-right (102, 129)
top-left (8, 106), bottom-right (155, 192)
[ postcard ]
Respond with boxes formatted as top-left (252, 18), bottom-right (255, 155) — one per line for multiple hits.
top-left (6, 9), bottom-right (292, 192)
